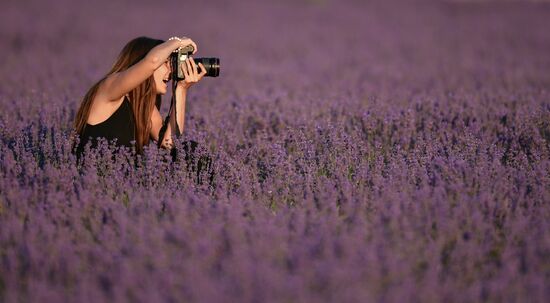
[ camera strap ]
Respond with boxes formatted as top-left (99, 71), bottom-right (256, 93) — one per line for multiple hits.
top-left (157, 78), bottom-right (181, 149)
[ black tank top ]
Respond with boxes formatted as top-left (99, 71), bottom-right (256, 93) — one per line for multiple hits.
top-left (75, 96), bottom-right (136, 156)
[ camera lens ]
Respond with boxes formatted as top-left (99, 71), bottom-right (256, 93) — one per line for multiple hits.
top-left (171, 52), bottom-right (220, 80)
top-left (194, 58), bottom-right (220, 77)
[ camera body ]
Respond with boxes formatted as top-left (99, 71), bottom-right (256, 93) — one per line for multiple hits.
top-left (171, 45), bottom-right (220, 81)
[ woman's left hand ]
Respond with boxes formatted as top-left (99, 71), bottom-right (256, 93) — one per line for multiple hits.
top-left (176, 57), bottom-right (207, 90)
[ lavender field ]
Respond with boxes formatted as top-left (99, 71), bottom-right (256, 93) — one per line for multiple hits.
top-left (1, 0), bottom-right (550, 302)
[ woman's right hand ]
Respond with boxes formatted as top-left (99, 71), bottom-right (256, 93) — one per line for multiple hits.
top-left (169, 37), bottom-right (198, 54)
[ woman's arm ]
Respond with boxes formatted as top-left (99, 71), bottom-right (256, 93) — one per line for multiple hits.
top-left (150, 86), bottom-right (187, 149)
top-left (100, 38), bottom-right (198, 102)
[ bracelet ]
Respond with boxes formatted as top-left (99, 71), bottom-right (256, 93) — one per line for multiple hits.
top-left (168, 36), bottom-right (183, 52)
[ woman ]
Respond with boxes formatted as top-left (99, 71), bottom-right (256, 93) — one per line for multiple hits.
top-left (73, 36), bottom-right (213, 184)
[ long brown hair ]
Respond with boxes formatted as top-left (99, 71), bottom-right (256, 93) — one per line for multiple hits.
top-left (73, 36), bottom-right (164, 154)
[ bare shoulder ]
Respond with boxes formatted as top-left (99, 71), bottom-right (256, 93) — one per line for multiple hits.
top-left (96, 74), bottom-right (120, 102)
top-left (87, 81), bottom-right (126, 125)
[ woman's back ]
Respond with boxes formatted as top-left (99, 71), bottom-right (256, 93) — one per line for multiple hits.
top-left (75, 96), bottom-right (136, 156)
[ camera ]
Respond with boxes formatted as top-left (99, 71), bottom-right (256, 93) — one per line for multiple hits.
top-left (170, 45), bottom-right (220, 81)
